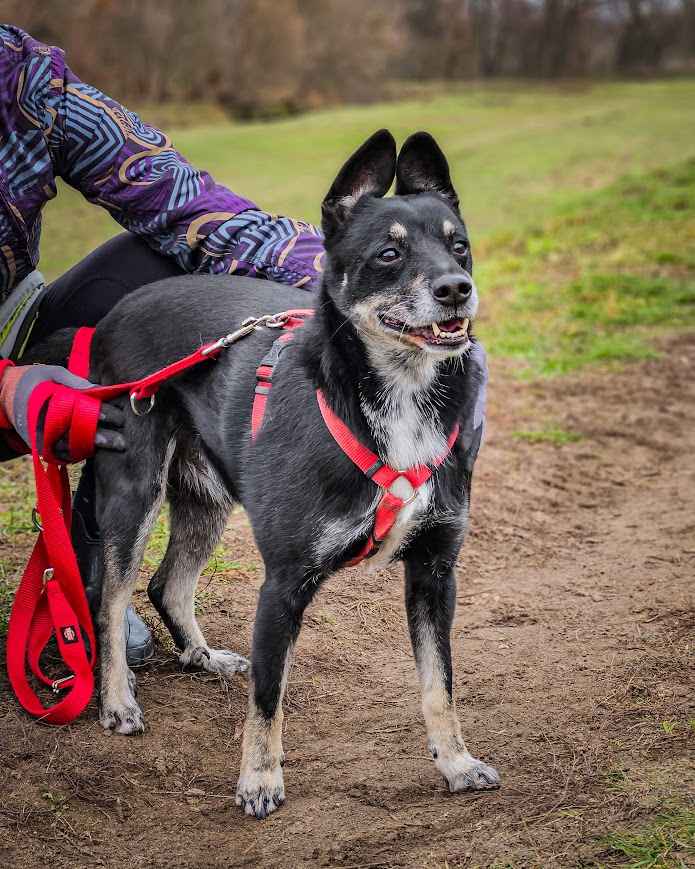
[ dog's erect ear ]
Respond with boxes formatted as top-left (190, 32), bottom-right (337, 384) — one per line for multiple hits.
top-left (321, 129), bottom-right (397, 238)
top-left (395, 131), bottom-right (459, 213)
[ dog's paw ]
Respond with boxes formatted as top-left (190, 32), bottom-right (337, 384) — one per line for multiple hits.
top-left (99, 693), bottom-right (145, 736)
top-left (436, 751), bottom-right (500, 793)
top-left (180, 645), bottom-right (249, 678)
top-left (235, 766), bottom-right (285, 820)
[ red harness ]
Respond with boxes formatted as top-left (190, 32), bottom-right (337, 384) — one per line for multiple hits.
top-left (7, 309), bottom-right (458, 724)
top-left (250, 316), bottom-right (459, 566)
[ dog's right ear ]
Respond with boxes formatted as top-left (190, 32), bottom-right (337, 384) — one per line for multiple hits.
top-left (321, 129), bottom-right (397, 239)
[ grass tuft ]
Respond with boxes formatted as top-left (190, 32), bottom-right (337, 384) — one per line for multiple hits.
top-left (601, 808), bottom-right (695, 869)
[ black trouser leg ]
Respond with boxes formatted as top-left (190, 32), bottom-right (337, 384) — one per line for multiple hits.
top-left (71, 460), bottom-right (103, 616)
top-left (28, 232), bottom-right (183, 346)
top-left (28, 231), bottom-right (184, 546)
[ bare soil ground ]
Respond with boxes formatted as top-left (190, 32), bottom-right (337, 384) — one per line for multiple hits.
top-left (1, 335), bottom-right (693, 868)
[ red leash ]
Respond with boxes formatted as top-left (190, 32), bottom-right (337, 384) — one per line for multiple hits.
top-left (6, 312), bottom-right (304, 724)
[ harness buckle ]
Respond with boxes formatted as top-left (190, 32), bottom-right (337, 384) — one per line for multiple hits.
top-left (130, 392), bottom-right (155, 416)
top-left (388, 476), bottom-right (417, 506)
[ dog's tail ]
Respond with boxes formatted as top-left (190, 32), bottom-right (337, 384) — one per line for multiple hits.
top-left (21, 327), bottom-right (78, 367)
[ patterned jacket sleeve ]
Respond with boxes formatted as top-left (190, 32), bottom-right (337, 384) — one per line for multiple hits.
top-left (39, 41), bottom-right (324, 287)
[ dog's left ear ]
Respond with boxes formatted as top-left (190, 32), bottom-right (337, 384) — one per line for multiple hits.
top-left (322, 129), bottom-right (397, 239)
top-left (396, 131), bottom-right (459, 213)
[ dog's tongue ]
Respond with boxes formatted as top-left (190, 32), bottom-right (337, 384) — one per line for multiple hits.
top-left (438, 318), bottom-right (462, 331)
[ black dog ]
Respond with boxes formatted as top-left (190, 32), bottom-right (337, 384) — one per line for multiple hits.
top-left (43, 130), bottom-right (499, 817)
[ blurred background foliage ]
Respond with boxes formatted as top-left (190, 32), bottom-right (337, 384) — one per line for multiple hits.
top-left (2, 2), bottom-right (694, 374)
top-left (5, 1), bottom-right (695, 119)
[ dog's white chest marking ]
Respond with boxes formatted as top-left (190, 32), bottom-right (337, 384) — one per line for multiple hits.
top-left (361, 372), bottom-right (444, 566)
top-left (314, 348), bottom-right (449, 569)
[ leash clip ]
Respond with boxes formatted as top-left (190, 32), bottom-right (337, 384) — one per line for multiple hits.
top-left (201, 314), bottom-right (286, 357)
top-left (42, 567), bottom-right (54, 586)
top-left (51, 674), bottom-right (75, 694)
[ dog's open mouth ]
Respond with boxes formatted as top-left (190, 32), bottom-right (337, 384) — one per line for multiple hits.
top-left (379, 315), bottom-right (471, 348)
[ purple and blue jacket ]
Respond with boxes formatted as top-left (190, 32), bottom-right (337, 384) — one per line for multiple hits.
top-left (0, 24), bottom-right (325, 301)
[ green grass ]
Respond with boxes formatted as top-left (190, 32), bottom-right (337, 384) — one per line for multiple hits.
top-left (600, 808), bottom-right (695, 868)
top-left (477, 156), bottom-right (695, 376)
top-left (36, 79), bottom-right (695, 377)
top-left (39, 79), bottom-right (695, 281)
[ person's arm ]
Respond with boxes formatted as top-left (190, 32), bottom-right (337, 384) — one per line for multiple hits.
top-left (37, 38), bottom-right (324, 287)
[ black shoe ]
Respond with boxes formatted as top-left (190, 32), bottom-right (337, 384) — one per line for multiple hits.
top-left (72, 509), bottom-right (155, 667)
top-left (123, 604), bottom-right (155, 668)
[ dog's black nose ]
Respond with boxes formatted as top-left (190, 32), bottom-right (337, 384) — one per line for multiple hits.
top-left (431, 274), bottom-right (473, 306)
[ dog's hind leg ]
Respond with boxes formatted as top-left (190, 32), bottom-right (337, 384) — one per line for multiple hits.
top-left (147, 441), bottom-right (248, 678)
top-left (96, 432), bottom-right (176, 735)
top-left (404, 552), bottom-right (500, 794)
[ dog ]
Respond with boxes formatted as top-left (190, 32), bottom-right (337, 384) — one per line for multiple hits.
top-left (36, 129), bottom-right (499, 818)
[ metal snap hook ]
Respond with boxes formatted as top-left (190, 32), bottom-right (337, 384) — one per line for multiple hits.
top-left (130, 392), bottom-right (155, 416)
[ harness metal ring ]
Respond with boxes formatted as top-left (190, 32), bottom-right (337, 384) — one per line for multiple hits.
top-left (130, 392), bottom-right (155, 416)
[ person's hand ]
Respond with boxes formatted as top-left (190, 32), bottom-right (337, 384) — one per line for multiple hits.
top-left (0, 363), bottom-right (126, 459)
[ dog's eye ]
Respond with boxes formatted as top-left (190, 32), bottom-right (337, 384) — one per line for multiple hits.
top-left (453, 239), bottom-right (469, 257)
top-left (377, 248), bottom-right (401, 263)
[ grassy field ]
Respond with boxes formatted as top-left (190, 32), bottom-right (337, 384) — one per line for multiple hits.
top-left (4, 80), bottom-right (695, 867)
top-left (40, 79), bottom-right (695, 377)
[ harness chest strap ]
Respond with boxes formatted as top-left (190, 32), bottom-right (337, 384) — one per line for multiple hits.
top-left (316, 391), bottom-right (459, 565)
top-left (251, 326), bottom-right (460, 567)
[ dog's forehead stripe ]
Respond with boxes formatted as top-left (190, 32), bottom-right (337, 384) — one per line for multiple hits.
top-left (389, 222), bottom-right (408, 240)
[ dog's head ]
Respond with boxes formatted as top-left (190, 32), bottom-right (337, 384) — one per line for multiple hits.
top-left (321, 129), bottom-right (477, 358)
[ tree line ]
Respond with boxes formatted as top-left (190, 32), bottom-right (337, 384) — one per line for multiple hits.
top-left (5, 0), bottom-right (694, 118)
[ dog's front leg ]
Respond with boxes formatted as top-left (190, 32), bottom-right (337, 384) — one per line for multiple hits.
top-left (236, 572), bottom-right (312, 819)
top-left (405, 555), bottom-right (500, 793)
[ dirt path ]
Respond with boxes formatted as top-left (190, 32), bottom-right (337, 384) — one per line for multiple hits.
top-left (1, 336), bottom-right (693, 868)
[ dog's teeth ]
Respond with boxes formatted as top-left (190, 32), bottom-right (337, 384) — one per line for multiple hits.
top-left (431, 322), bottom-right (441, 336)
top-left (461, 318), bottom-right (469, 331)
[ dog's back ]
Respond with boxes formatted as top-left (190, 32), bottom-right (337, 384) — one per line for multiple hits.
top-left (91, 273), bottom-right (314, 385)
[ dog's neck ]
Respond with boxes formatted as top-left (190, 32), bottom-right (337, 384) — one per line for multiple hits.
top-left (303, 287), bottom-right (470, 469)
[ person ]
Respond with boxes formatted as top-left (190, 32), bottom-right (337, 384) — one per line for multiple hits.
top-left (0, 24), bottom-right (325, 666)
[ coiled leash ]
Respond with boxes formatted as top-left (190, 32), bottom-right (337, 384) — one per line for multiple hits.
top-left (5, 310), bottom-right (310, 725)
